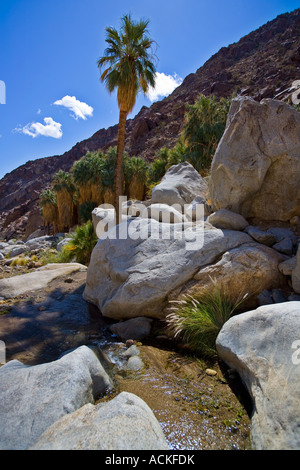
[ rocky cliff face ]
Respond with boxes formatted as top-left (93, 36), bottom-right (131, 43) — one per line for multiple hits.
top-left (1, 8), bottom-right (300, 239)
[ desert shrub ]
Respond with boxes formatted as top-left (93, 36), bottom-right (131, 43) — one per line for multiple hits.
top-left (59, 220), bottom-right (98, 266)
top-left (166, 282), bottom-right (247, 359)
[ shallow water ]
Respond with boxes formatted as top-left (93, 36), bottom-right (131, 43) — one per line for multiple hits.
top-left (96, 342), bottom-right (252, 451)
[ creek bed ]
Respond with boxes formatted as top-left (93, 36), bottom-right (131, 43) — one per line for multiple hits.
top-left (95, 341), bottom-right (252, 451)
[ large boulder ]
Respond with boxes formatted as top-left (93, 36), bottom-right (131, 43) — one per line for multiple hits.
top-left (84, 218), bottom-right (257, 320)
top-left (210, 97), bottom-right (300, 222)
top-left (152, 162), bottom-right (208, 207)
top-left (180, 243), bottom-right (285, 309)
top-left (0, 346), bottom-right (112, 450)
top-left (216, 302), bottom-right (300, 450)
top-left (30, 392), bottom-right (169, 450)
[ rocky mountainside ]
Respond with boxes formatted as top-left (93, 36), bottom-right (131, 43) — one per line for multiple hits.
top-left (1, 8), bottom-right (300, 239)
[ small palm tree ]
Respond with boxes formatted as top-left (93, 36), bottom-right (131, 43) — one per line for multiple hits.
top-left (98, 13), bottom-right (157, 222)
top-left (60, 220), bottom-right (98, 266)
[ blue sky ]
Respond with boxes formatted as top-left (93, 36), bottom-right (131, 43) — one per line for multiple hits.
top-left (0, 0), bottom-right (299, 179)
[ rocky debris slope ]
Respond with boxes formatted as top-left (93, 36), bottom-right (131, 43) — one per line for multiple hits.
top-left (210, 97), bottom-right (300, 222)
top-left (1, 9), bottom-right (300, 239)
top-left (216, 302), bottom-right (300, 450)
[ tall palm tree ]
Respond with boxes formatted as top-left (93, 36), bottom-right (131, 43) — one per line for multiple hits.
top-left (40, 189), bottom-right (59, 235)
top-left (98, 13), bottom-right (157, 222)
top-left (52, 170), bottom-right (76, 232)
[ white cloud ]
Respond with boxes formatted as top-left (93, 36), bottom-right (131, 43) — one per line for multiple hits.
top-left (15, 117), bottom-right (63, 139)
top-left (37, 108), bottom-right (41, 114)
top-left (146, 72), bottom-right (183, 102)
top-left (54, 95), bottom-right (94, 120)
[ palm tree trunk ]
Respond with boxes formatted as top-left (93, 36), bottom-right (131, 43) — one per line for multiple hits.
top-left (115, 109), bottom-right (128, 224)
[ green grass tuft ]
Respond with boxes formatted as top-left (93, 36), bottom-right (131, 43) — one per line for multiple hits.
top-left (166, 281), bottom-right (248, 359)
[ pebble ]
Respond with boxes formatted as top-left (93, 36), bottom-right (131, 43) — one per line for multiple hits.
top-left (206, 369), bottom-right (217, 377)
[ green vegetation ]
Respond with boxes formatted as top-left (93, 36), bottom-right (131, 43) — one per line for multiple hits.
top-left (52, 170), bottom-right (76, 233)
top-left (98, 13), bottom-right (157, 222)
top-left (39, 93), bottom-right (231, 236)
top-left (182, 94), bottom-right (230, 171)
top-left (166, 283), bottom-right (247, 359)
top-left (59, 221), bottom-right (98, 265)
top-left (39, 189), bottom-right (58, 234)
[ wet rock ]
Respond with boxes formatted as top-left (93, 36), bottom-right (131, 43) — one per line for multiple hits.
top-left (110, 317), bottom-right (153, 342)
top-left (126, 356), bottom-right (145, 371)
top-left (121, 345), bottom-right (140, 358)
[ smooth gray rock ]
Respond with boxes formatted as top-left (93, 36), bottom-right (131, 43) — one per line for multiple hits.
top-left (30, 392), bottom-right (169, 450)
top-left (267, 227), bottom-right (297, 244)
top-left (245, 226), bottom-right (276, 246)
top-left (147, 203), bottom-right (187, 223)
top-left (257, 289), bottom-right (273, 306)
top-left (279, 257), bottom-right (297, 276)
top-left (126, 355), bottom-right (145, 371)
top-left (26, 235), bottom-right (58, 250)
top-left (273, 238), bottom-right (294, 255)
top-left (56, 238), bottom-right (72, 252)
top-left (185, 195), bottom-right (212, 221)
top-left (152, 162), bottom-right (208, 207)
top-left (182, 242), bottom-right (285, 311)
top-left (84, 219), bottom-right (251, 320)
top-left (0, 263), bottom-right (87, 299)
top-left (208, 209), bottom-right (248, 231)
top-left (121, 345), bottom-right (140, 358)
top-left (8, 245), bottom-right (27, 258)
top-left (210, 97), bottom-right (300, 222)
top-left (0, 346), bottom-right (112, 450)
top-left (26, 229), bottom-right (45, 241)
top-left (272, 288), bottom-right (287, 303)
top-left (216, 302), bottom-right (300, 450)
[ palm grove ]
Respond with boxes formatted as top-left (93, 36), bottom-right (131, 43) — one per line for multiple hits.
top-left (39, 14), bottom-right (230, 244)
